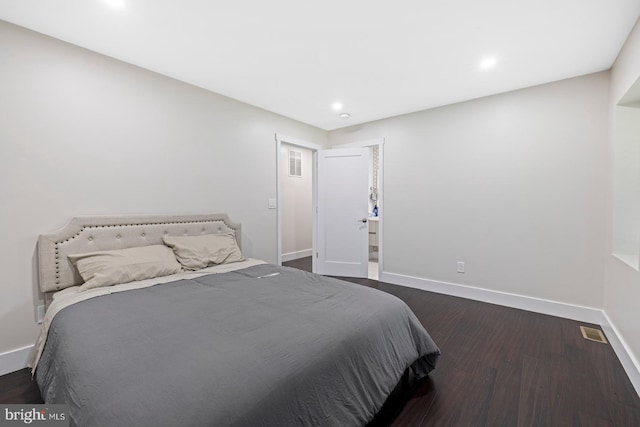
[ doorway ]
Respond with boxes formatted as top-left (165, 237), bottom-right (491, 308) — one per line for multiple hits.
top-left (280, 142), bottom-right (314, 263)
top-left (275, 134), bottom-right (321, 269)
top-left (367, 145), bottom-right (381, 280)
top-left (276, 134), bottom-right (384, 281)
top-left (325, 139), bottom-right (383, 280)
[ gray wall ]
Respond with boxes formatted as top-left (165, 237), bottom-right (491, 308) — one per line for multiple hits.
top-left (0, 20), bottom-right (328, 355)
top-left (329, 72), bottom-right (610, 308)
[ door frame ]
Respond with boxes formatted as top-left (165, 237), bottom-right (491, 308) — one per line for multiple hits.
top-left (275, 133), bottom-right (385, 279)
top-left (331, 138), bottom-right (385, 279)
top-left (275, 133), bottom-right (322, 268)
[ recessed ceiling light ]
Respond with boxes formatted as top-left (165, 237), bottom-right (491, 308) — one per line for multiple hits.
top-left (339, 113), bottom-right (351, 119)
top-left (104, 0), bottom-right (125, 8)
top-left (332, 102), bottom-right (343, 111)
top-left (479, 57), bottom-right (497, 70)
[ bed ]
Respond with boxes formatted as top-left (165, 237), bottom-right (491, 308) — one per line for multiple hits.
top-left (30, 213), bottom-right (440, 427)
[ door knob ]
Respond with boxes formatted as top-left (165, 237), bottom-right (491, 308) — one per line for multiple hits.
top-left (361, 218), bottom-right (368, 223)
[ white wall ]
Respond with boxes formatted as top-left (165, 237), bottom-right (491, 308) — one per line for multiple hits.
top-left (612, 105), bottom-right (640, 262)
top-left (280, 143), bottom-right (313, 258)
top-left (605, 17), bottom-right (640, 384)
top-left (329, 72), bottom-right (610, 309)
top-left (0, 20), bottom-right (327, 360)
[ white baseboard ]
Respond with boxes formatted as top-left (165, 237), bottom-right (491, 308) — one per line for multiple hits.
top-left (380, 271), bottom-right (603, 323)
top-left (282, 249), bottom-right (312, 262)
top-left (380, 271), bottom-right (640, 397)
top-left (0, 345), bottom-right (33, 376)
top-left (601, 312), bottom-right (640, 397)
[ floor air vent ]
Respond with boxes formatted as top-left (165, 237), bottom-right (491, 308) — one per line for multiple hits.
top-left (580, 326), bottom-right (608, 344)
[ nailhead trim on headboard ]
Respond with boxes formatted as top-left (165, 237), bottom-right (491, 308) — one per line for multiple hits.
top-left (38, 214), bottom-right (242, 293)
top-left (51, 220), bottom-right (236, 289)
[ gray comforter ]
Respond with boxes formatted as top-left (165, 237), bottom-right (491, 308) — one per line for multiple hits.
top-left (36, 264), bottom-right (440, 427)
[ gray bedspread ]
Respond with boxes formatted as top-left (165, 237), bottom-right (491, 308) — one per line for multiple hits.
top-left (36, 264), bottom-right (440, 427)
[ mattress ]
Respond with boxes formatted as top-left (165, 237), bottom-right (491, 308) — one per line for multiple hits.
top-left (35, 263), bottom-right (440, 427)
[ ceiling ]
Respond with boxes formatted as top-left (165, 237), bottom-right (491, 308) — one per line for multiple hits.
top-left (1, 1), bottom-right (639, 130)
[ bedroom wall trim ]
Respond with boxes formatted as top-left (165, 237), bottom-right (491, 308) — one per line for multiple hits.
top-left (0, 345), bottom-right (33, 376)
top-left (282, 249), bottom-right (313, 262)
top-left (380, 271), bottom-right (603, 323)
top-left (601, 312), bottom-right (640, 396)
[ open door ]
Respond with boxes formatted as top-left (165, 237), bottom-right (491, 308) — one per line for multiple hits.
top-left (316, 147), bottom-right (369, 277)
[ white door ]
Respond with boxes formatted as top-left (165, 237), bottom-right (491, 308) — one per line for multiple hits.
top-left (316, 147), bottom-right (369, 277)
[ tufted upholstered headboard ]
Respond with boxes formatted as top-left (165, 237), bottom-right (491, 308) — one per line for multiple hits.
top-left (38, 214), bottom-right (241, 293)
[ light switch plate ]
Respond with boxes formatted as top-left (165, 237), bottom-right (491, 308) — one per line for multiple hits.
top-left (268, 198), bottom-right (277, 209)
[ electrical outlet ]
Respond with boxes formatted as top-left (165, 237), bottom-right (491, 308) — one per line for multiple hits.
top-left (457, 261), bottom-right (465, 273)
top-left (37, 305), bottom-right (45, 324)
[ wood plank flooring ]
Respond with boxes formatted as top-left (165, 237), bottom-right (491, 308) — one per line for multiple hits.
top-left (282, 257), bottom-right (640, 426)
top-left (2, 256), bottom-right (639, 426)
top-left (0, 368), bottom-right (42, 405)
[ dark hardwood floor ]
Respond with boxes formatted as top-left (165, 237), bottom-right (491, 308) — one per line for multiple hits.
top-left (0, 368), bottom-right (42, 405)
top-left (2, 256), bottom-right (639, 426)
top-left (282, 257), bottom-right (640, 426)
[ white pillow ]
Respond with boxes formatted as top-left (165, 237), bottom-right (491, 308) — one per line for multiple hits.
top-left (68, 245), bottom-right (182, 290)
top-left (163, 233), bottom-right (244, 270)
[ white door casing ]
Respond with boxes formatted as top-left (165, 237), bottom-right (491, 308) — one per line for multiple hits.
top-left (316, 147), bottom-right (369, 277)
top-left (275, 133), bottom-right (322, 267)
